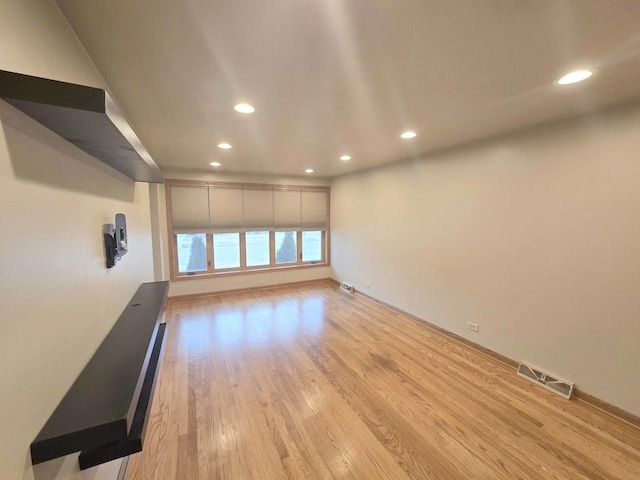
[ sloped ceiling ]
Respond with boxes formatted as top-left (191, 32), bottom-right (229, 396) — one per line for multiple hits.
top-left (55, 0), bottom-right (640, 177)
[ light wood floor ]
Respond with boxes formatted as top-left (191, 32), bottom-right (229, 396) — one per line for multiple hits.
top-left (127, 280), bottom-right (640, 480)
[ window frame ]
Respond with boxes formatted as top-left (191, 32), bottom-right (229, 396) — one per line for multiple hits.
top-left (165, 180), bottom-right (330, 281)
top-left (212, 231), bottom-right (242, 271)
top-left (244, 230), bottom-right (271, 269)
top-left (175, 232), bottom-right (210, 274)
top-left (301, 230), bottom-right (326, 264)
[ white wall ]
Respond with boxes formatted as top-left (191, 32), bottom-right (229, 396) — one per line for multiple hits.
top-left (331, 103), bottom-right (640, 417)
top-left (161, 169), bottom-right (331, 297)
top-left (0, 1), bottom-right (155, 479)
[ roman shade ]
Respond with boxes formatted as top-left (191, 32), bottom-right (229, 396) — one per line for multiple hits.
top-left (301, 190), bottom-right (327, 231)
top-left (170, 186), bottom-right (209, 233)
top-left (209, 187), bottom-right (244, 232)
top-left (243, 188), bottom-right (274, 231)
top-left (273, 189), bottom-right (301, 231)
top-left (169, 184), bottom-right (328, 234)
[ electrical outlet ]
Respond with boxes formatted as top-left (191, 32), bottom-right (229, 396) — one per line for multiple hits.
top-left (365, 282), bottom-right (371, 288)
top-left (467, 322), bottom-right (479, 332)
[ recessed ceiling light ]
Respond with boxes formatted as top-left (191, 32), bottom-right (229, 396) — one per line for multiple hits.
top-left (210, 162), bottom-right (221, 167)
top-left (234, 103), bottom-right (255, 113)
top-left (305, 169), bottom-right (314, 173)
top-left (557, 69), bottom-right (595, 85)
top-left (217, 143), bottom-right (232, 149)
top-left (401, 131), bottom-right (417, 139)
top-left (340, 155), bottom-right (351, 161)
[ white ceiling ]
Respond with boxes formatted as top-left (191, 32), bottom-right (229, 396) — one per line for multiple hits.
top-left (55, 1), bottom-right (640, 178)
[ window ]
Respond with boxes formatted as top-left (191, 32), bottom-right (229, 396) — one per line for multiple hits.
top-left (275, 231), bottom-right (297, 264)
top-left (246, 231), bottom-right (270, 267)
top-left (167, 181), bottom-right (329, 279)
top-left (302, 231), bottom-right (322, 263)
top-left (170, 186), bottom-right (209, 275)
top-left (213, 233), bottom-right (240, 269)
top-left (177, 233), bottom-right (208, 273)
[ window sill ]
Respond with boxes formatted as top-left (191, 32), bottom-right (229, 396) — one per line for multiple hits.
top-left (170, 262), bottom-right (330, 282)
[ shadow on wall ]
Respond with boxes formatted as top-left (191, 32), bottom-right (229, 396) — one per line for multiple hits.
top-left (0, 100), bottom-right (135, 202)
top-left (30, 455), bottom-right (64, 480)
top-left (27, 452), bottom-right (108, 480)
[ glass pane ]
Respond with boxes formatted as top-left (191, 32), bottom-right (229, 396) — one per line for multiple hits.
top-left (275, 231), bottom-right (297, 264)
top-left (246, 231), bottom-right (270, 267)
top-left (213, 233), bottom-right (240, 269)
top-left (177, 233), bottom-right (208, 273)
top-left (302, 231), bottom-right (322, 262)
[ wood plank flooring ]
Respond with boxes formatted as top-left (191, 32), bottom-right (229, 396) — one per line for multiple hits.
top-left (126, 280), bottom-right (640, 479)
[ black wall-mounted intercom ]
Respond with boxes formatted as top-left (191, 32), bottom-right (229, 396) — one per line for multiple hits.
top-left (103, 213), bottom-right (128, 268)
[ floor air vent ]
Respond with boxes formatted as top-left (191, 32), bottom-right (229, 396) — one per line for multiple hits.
top-left (340, 282), bottom-right (354, 293)
top-left (517, 362), bottom-right (574, 399)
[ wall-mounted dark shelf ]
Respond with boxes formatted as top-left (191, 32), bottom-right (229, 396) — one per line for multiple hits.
top-left (30, 281), bottom-right (169, 469)
top-left (78, 323), bottom-right (166, 470)
top-left (0, 69), bottom-right (164, 183)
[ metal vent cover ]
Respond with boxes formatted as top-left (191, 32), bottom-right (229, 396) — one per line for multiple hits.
top-left (340, 282), bottom-right (354, 293)
top-left (517, 362), bottom-right (574, 399)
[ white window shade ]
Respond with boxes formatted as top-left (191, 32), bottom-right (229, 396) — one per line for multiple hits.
top-left (170, 186), bottom-right (209, 233)
top-left (243, 188), bottom-right (274, 231)
top-left (209, 187), bottom-right (244, 232)
top-left (274, 189), bottom-right (301, 231)
top-left (301, 190), bottom-right (327, 231)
